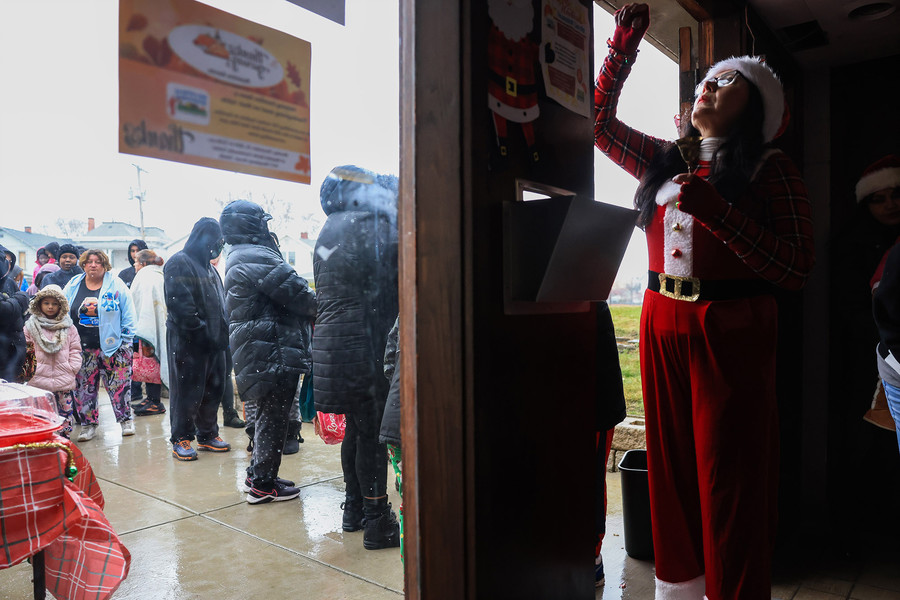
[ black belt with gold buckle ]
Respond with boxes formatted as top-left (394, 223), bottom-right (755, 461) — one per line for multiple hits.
top-left (648, 271), bottom-right (774, 302)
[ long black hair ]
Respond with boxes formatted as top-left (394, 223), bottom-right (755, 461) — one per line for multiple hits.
top-left (632, 78), bottom-right (767, 228)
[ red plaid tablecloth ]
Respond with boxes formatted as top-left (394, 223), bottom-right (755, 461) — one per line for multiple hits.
top-left (0, 436), bottom-right (130, 600)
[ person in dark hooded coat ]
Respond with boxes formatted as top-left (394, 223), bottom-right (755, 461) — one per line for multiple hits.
top-left (2, 248), bottom-right (22, 297)
top-left (220, 200), bottom-right (317, 503)
top-left (0, 244), bottom-right (30, 381)
top-left (164, 219), bottom-right (230, 461)
top-left (117, 239), bottom-right (148, 288)
top-left (313, 165), bottom-right (399, 549)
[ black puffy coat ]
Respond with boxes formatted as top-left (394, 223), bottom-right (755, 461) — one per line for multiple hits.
top-left (163, 219), bottom-right (229, 352)
top-left (0, 245), bottom-right (29, 381)
top-left (313, 165), bottom-right (399, 414)
top-left (2, 248), bottom-right (20, 297)
top-left (220, 200), bottom-right (317, 403)
top-left (379, 317), bottom-right (401, 445)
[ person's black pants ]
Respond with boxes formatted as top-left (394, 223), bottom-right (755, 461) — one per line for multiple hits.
top-left (132, 379), bottom-right (161, 402)
top-left (250, 374), bottom-right (300, 488)
top-left (167, 331), bottom-right (225, 444)
top-left (342, 399), bottom-right (389, 501)
top-left (132, 342), bottom-right (161, 403)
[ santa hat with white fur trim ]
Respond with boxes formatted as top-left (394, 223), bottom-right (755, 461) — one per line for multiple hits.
top-left (699, 56), bottom-right (786, 143)
top-left (856, 155), bottom-right (900, 202)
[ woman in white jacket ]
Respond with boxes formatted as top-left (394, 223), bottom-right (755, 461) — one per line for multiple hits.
top-left (23, 284), bottom-right (82, 437)
top-left (130, 249), bottom-right (169, 415)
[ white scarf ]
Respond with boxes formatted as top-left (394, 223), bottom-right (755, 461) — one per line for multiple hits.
top-left (25, 313), bottom-right (72, 354)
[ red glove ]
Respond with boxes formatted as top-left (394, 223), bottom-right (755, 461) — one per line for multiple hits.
top-left (674, 174), bottom-right (726, 221)
top-left (610, 3), bottom-right (650, 55)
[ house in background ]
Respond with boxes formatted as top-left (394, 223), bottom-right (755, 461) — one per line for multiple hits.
top-left (279, 231), bottom-right (316, 282)
top-left (0, 227), bottom-right (73, 284)
top-left (76, 218), bottom-right (170, 273)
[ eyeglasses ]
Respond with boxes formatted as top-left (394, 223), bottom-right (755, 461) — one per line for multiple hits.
top-left (868, 188), bottom-right (900, 205)
top-left (695, 70), bottom-right (742, 96)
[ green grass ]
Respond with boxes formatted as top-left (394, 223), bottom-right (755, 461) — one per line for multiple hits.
top-left (609, 304), bottom-right (643, 417)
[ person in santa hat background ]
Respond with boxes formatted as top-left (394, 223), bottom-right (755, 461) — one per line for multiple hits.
top-left (866, 156), bottom-right (900, 446)
top-left (595, 3), bottom-right (814, 598)
top-left (827, 154), bottom-right (900, 551)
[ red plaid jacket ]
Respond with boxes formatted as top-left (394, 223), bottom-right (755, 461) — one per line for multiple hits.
top-left (0, 438), bottom-right (130, 600)
top-left (594, 50), bottom-right (815, 290)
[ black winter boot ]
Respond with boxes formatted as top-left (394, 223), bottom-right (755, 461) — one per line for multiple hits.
top-left (363, 498), bottom-right (400, 550)
top-left (283, 420), bottom-right (302, 455)
top-left (341, 494), bottom-right (365, 532)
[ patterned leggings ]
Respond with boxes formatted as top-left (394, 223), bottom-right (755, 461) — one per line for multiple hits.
top-left (53, 390), bottom-right (76, 437)
top-left (74, 345), bottom-right (133, 426)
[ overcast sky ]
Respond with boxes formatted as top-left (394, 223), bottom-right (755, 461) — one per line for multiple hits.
top-left (0, 0), bottom-right (400, 241)
top-left (0, 1), bottom-right (677, 285)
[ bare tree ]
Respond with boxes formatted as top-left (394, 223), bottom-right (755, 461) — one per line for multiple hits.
top-left (296, 212), bottom-right (323, 238)
top-left (55, 218), bottom-right (88, 239)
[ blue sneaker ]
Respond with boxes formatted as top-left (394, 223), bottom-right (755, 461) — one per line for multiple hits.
top-left (595, 556), bottom-right (605, 587)
top-left (172, 440), bottom-right (198, 461)
top-left (197, 437), bottom-right (230, 452)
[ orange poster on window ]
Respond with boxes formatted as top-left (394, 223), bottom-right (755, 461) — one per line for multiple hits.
top-left (119, 0), bottom-right (312, 183)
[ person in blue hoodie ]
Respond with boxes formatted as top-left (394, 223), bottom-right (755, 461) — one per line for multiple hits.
top-left (164, 218), bottom-right (231, 461)
top-left (62, 249), bottom-right (136, 441)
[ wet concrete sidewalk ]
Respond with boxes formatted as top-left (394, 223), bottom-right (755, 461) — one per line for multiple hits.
top-left (0, 391), bottom-right (403, 599)
top-left (2, 390), bottom-right (899, 599)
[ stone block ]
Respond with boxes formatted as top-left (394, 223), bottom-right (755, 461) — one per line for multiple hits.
top-left (612, 417), bottom-right (646, 451)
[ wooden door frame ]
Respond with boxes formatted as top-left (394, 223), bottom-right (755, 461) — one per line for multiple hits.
top-left (399, 1), bottom-right (469, 598)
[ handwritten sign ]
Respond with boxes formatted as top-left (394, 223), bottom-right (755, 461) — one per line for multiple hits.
top-left (540, 0), bottom-right (591, 118)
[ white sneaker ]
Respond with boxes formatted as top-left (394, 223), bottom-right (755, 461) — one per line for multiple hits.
top-left (121, 420), bottom-right (135, 436)
top-left (77, 425), bottom-right (97, 442)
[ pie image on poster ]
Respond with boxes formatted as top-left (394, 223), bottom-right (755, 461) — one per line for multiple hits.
top-left (193, 32), bottom-right (230, 59)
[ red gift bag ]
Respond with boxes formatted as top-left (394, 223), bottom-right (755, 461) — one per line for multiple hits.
top-left (132, 342), bottom-right (161, 384)
top-left (314, 412), bottom-right (346, 445)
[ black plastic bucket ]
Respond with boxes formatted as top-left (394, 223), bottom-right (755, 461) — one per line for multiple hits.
top-left (618, 449), bottom-right (654, 560)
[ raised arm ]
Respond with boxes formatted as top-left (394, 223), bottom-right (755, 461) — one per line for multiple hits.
top-left (594, 3), bottom-right (667, 180)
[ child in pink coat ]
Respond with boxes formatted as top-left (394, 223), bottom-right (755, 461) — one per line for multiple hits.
top-left (23, 284), bottom-right (82, 437)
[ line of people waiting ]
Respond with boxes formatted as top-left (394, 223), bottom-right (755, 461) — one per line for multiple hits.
top-left (1, 163), bottom-right (402, 553)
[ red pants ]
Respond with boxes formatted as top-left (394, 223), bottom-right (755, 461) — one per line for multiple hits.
top-left (640, 290), bottom-right (779, 599)
top-left (596, 428), bottom-right (615, 557)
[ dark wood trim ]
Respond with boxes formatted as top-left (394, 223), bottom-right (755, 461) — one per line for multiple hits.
top-left (698, 18), bottom-right (714, 71)
top-left (674, 0), bottom-right (743, 20)
top-left (674, 0), bottom-right (713, 21)
top-left (398, 2), bottom-right (418, 596)
top-left (399, 1), bottom-right (467, 598)
top-left (678, 26), bottom-right (694, 120)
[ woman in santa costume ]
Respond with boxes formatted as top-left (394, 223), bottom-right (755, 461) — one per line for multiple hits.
top-left (594, 4), bottom-right (815, 598)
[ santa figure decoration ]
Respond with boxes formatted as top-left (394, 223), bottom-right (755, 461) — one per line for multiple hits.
top-left (487, 0), bottom-right (541, 164)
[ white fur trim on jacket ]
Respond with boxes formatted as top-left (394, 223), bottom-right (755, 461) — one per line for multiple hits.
top-left (856, 167), bottom-right (900, 202)
top-left (656, 574), bottom-right (706, 600)
top-left (656, 180), bottom-right (694, 277)
top-left (700, 56), bottom-right (784, 143)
